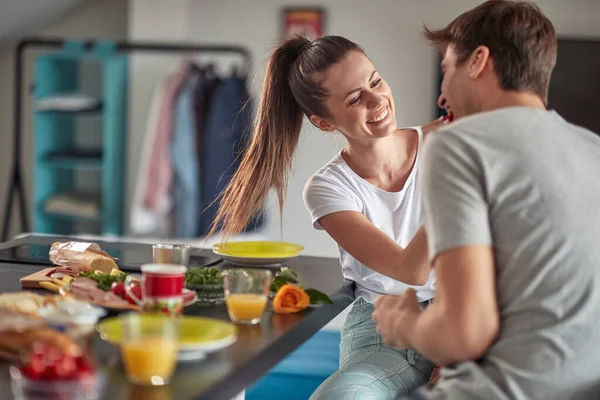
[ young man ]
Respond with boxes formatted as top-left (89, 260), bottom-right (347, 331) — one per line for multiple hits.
top-left (372, 1), bottom-right (600, 399)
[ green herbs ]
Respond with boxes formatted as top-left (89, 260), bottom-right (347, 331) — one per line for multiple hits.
top-left (78, 271), bottom-right (125, 291)
top-left (185, 267), bottom-right (224, 287)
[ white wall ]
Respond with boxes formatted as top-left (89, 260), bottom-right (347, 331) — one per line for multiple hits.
top-left (126, 0), bottom-right (600, 259)
top-left (0, 0), bottom-right (128, 238)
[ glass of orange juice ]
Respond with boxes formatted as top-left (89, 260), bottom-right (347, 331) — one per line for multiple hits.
top-left (224, 269), bottom-right (272, 325)
top-left (119, 313), bottom-right (179, 386)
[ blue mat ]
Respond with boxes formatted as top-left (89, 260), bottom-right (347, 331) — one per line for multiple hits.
top-left (246, 330), bottom-right (341, 400)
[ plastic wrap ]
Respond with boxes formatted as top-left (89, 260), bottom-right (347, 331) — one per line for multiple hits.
top-left (49, 242), bottom-right (118, 273)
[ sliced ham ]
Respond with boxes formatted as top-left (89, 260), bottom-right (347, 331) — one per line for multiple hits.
top-left (49, 272), bottom-right (67, 280)
top-left (71, 278), bottom-right (98, 291)
top-left (54, 266), bottom-right (82, 276)
top-left (70, 286), bottom-right (94, 302)
top-left (99, 292), bottom-right (129, 307)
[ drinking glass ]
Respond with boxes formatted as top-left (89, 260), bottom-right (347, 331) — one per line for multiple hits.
top-left (119, 313), bottom-right (178, 386)
top-left (223, 269), bottom-right (271, 325)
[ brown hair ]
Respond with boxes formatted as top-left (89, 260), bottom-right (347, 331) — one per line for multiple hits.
top-left (209, 35), bottom-right (364, 238)
top-left (423, 0), bottom-right (557, 104)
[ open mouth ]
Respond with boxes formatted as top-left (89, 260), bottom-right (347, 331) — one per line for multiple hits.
top-left (367, 107), bottom-right (389, 125)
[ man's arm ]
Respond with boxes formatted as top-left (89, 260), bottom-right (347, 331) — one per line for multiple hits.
top-left (404, 245), bottom-right (499, 365)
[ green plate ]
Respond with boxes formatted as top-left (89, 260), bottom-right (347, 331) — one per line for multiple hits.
top-left (97, 315), bottom-right (237, 352)
top-left (213, 241), bottom-right (304, 258)
top-left (213, 241), bottom-right (304, 266)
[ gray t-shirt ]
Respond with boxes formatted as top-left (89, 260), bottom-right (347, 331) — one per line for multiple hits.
top-left (418, 107), bottom-right (600, 400)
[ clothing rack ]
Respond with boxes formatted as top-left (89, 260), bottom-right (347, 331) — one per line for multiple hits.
top-left (2, 36), bottom-right (252, 241)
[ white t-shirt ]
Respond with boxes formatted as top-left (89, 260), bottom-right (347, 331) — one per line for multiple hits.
top-left (303, 127), bottom-right (435, 303)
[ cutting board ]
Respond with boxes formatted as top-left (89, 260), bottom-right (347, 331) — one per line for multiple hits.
top-left (20, 267), bottom-right (59, 289)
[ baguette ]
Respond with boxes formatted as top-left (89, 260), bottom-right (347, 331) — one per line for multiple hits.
top-left (50, 241), bottom-right (119, 274)
top-left (0, 291), bottom-right (50, 315)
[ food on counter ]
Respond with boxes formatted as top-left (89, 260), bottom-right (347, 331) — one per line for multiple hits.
top-left (0, 291), bottom-right (61, 315)
top-left (68, 277), bottom-right (131, 308)
top-left (185, 266), bottom-right (223, 286)
top-left (0, 309), bottom-right (46, 334)
top-left (272, 284), bottom-right (310, 314)
top-left (39, 298), bottom-right (106, 344)
top-left (49, 241), bottom-right (119, 274)
top-left (49, 265), bottom-right (81, 280)
top-left (37, 274), bottom-right (75, 293)
top-left (185, 267), bottom-right (224, 301)
top-left (78, 269), bottom-right (125, 291)
top-left (0, 309), bottom-right (81, 361)
top-left (18, 341), bottom-right (95, 381)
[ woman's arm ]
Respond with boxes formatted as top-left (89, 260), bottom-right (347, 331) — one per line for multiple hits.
top-left (319, 211), bottom-right (430, 285)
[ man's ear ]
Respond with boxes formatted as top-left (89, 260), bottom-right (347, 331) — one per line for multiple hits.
top-left (310, 115), bottom-right (336, 132)
top-left (468, 45), bottom-right (491, 80)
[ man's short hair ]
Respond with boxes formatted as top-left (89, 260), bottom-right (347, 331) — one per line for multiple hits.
top-left (424, 0), bottom-right (557, 104)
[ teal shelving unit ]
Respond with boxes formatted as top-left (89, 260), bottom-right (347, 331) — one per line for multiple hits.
top-left (2, 37), bottom-right (252, 241)
top-left (32, 41), bottom-right (127, 236)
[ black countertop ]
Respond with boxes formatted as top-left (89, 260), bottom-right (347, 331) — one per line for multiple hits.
top-left (0, 235), bottom-right (355, 400)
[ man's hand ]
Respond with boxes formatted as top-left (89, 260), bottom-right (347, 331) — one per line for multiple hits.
top-left (372, 289), bottom-right (422, 349)
top-left (429, 365), bottom-right (441, 385)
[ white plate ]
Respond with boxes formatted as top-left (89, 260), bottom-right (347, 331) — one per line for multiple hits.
top-left (177, 335), bottom-right (237, 362)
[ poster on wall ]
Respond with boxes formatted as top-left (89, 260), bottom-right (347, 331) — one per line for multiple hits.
top-left (282, 7), bottom-right (326, 42)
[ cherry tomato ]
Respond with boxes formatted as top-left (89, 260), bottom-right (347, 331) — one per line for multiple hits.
top-left (111, 281), bottom-right (125, 298)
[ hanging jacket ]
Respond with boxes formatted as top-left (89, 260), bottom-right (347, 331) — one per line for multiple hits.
top-left (198, 76), bottom-right (260, 235)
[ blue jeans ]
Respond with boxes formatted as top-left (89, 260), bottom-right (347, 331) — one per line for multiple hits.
top-left (310, 298), bottom-right (435, 400)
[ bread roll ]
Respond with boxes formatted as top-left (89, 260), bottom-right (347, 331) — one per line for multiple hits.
top-left (50, 241), bottom-right (119, 273)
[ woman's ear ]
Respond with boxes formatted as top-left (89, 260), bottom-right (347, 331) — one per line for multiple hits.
top-left (310, 115), bottom-right (336, 132)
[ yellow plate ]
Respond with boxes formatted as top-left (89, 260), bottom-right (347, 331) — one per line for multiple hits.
top-left (97, 315), bottom-right (237, 352)
top-left (213, 241), bottom-right (304, 259)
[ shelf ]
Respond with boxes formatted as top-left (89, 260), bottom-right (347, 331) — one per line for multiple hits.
top-left (40, 149), bottom-right (103, 170)
top-left (37, 209), bottom-right (103, 223)
top-left (35, 94), bottom-right (102, 114)
top-left (39, 191), bottom-right (102, 222)
top-left (34, 107), bottom-right (102, 116)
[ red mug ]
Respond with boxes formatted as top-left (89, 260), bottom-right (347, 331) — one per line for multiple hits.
top-left (125, 264), bottom-right (187, 316)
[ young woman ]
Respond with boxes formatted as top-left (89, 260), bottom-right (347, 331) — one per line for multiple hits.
top-left (211, 35), bottom-right (446, 399)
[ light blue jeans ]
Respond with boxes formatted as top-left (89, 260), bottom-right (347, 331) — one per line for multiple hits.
top-left (310, 298), bottom-right (434, 400)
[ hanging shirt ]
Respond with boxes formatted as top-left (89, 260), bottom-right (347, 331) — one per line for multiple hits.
top-left (170, 72), bottom-right (202, 238)
top-left (143, 62), bottom-right (192, 213)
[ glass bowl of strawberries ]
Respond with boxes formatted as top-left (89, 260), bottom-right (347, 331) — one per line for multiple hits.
top-left (9, 341), bottom-right (105, 400)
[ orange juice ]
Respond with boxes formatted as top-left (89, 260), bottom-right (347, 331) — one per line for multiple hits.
top-left (120, 337), bottom-right (178, 385)
top-left (225, 294), bottom-right (268, 324)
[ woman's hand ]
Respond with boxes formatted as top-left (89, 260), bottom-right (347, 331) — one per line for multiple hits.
top-left (421, 116), bottom-right (449, 136)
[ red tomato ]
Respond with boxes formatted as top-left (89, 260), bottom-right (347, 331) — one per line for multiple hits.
top-left (111, 282), bottom-right (125, 298)
top-left (22, 355), bottom-right (45, 380)
top-left (71, 355), bottom-right (94, 379)
top-left (53, 355), bottom-right (76, 379)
